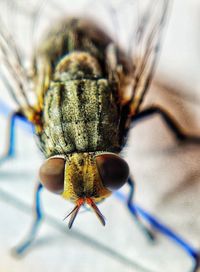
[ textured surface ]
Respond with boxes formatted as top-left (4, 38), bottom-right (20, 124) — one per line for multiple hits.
top-left (0, 1), bottom-right (200, 272)
top-left (42, 78), bottom-right (119, 156)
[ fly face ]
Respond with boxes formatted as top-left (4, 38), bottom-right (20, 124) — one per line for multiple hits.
top-left (39, 152), bottom-right (129, 228)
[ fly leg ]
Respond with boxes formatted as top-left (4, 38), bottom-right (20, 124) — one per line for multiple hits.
top-left (130, 106), bottom-right (200, 270)
top-left (0, 111), bottom-right (27, 164)
top-left (191, 256), bottom-right (200, 272)
top-left (132, 106), bottom-right (200, 144)
top-left (13, 183), bottom-right (44, 256)
top-left (126, 177), bottom-right (155, 241)
top-left (116, 190), bottom-right (200, 271)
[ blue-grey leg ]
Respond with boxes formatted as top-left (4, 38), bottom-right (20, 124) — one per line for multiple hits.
top-left (126, 177), bottom-right (155, 241)
top-left (132, 106), bottom-right (200, 144)
top-left (0, 111), bottom-right (25, 164)
top-left (191, 257), bottom-right (200, 272)
top-left (131, 107), bottom-right (200, 269)
top-left (115, 189), bottom-right (200, 271)
top-left (14, 183), bottom-right (44, 256)
top-left (133, 202), bottom-right (200, 272)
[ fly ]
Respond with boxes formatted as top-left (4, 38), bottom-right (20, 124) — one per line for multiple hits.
top-left (1, 0), bottom-right (200, 271)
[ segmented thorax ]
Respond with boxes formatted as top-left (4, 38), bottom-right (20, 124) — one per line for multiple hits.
top-left (40, 50), bottom-right (120, 157)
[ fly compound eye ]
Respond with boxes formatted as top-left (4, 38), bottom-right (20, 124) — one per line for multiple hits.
top-left (39, 158), bottom-right (65, 193)
top-left (96, 154), bottom-right (129, 191)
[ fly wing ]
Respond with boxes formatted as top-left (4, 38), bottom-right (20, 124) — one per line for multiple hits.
top-left (0, 1), bottom-right (45, 121)
top-left (0, 18), bottom-right (33, 115)
top-left (129, 0), bottom-right (170, 115)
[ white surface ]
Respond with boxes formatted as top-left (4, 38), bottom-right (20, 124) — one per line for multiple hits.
top-left (0, 1), bottom-right (200, 272)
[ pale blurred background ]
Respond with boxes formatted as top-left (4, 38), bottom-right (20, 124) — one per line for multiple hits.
top-left (0, 1), bottom-right (200, 272)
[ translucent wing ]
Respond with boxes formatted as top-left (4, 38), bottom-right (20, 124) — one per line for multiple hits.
top-left (0, 1), bottom-right (45, 123)
top-left (129, 0), bottom-right (170, 115)
top-left (0, 0), bottom-right (85, 114)
top-left (0, 17), bottom-right (31, 112)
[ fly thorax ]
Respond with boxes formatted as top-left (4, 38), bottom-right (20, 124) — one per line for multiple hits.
top-left (62, 153), bottom-right (111, 202)
top-left (54, 51), bottom-right (102, 81)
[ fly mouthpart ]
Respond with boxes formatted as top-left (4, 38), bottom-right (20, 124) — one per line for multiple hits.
top-left (86, 198), bottom-right (106, 226)
top-left (63, 197), bottom-right (106, 229)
